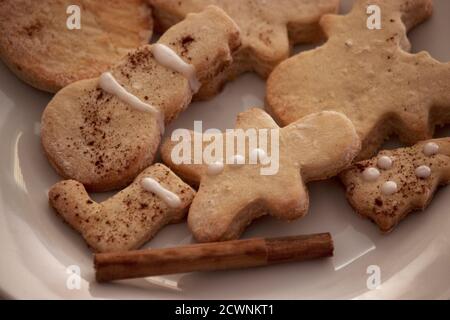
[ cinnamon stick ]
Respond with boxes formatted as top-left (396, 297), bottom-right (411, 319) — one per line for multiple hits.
top-left (94, 233), bottom-right (333, 282)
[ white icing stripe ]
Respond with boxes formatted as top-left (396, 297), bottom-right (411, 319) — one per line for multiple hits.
top-left (152, 44), bottom-right (201, 93)
top-left (99, 72), bottom-right (159, 115)
top-left (141, 178), bottom-right (182, 209)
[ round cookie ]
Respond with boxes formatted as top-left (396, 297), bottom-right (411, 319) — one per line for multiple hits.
top-left (0, 0), bottom-right (153, 93)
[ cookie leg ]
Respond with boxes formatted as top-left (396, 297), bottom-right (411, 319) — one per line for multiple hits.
top-left (244, 23), bottom-right (290, 77)
top-left (188, 192), bottom-right (267, 243)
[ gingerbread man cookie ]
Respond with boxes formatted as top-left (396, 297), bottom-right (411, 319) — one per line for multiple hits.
top-left (267, 0), bottom-right (450, 160)
top-left (49, 164), bottom-right (195, 253)
top-left (161, 108), bottom-right (360, 242)
top-left (341, 138), bottom-right (450, 232)
top-left (42, 6), bottom-right (241, 192)
top-left (149, 0), bottom-right (339, 99)
top-left (0, 0), bottom-right (153, 93)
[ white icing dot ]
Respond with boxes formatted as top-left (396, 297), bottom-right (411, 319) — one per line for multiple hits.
top-left (362, 167), bottom-right (380, 182)
top-left (207, 161), bottom-right (224, 176)
top-left (228, 155), bottom-right (245, 167)
top-left (250, 148), bottom-right (268, 165)
top-left (423, 142), bottom-right (439, 156)
top-left (415, 165), bottom-right (431, 179)
top-left (381, 181), bottom-right (398, 195)
top-left (377, 156), bottom-right (393, 170)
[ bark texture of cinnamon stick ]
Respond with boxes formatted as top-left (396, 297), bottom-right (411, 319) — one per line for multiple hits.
top-left (94, 233), bottom-right (333, 282)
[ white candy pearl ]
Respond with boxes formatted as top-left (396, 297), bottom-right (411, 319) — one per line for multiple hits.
top-left (228, 155), bottom-right (245, 167)
top-left (415, 165), bottom-right (431, 179)
top-left (377, 156), bottom-right (393, 170)
top-left (381, 181), bottom-right (398, 195)
top-left (207, 161), bottom-right (224, 176)
top-left (250, 148), bottom-right (268, 164)
top-left (423, 142), bottom-right (439, 156)
top-left (362, 167), bottom-right (380, 182)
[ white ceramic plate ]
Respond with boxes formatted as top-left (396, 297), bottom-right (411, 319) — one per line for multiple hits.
top-left (1, 0), bottom-right (449, 299)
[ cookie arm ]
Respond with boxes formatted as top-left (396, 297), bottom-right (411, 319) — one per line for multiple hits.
top-left (160, 130), bottom-right (209, 187)
top-left (244, 22), bottom-right (290, 77)
top-left (393, 52), bottom-right (450, 143)
top-left (283, 0), bottom-right (339, 43)
top-left (287, 111), bottom-right (361, 182)
top-left (395, 0), bottom-right (433, 31)
top-left (429, 62), bottom-right (450, 126)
